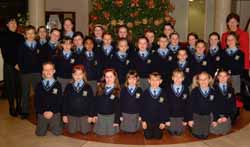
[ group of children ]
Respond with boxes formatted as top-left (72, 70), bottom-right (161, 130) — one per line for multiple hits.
top-left (16, 21), bottom-right (244, 140)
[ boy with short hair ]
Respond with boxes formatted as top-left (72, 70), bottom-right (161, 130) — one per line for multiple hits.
top-left (34, 62), bottom-right (63, 136)
top-left (140, 72), bottom-right (170, 139)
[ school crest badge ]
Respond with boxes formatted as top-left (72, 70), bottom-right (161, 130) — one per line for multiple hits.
top-left (209, 95), bottom-right (214, 101)
top-left (52, 88), bottom-right (58, 95)
top-left (183, 94), bottom-right (187, 100)
top-left (202, 61), bottom-right (207, 66)
top-left (126, 60), bottom-right (130, 65)
top-left (168, 56), bottom-right (172, 61)
top-left (216, 56), bottom-right (220, 61)
top-left (147, 59), bottom-right (151, 64)
top-left (136, 93), bottom-right (141, 99)
top-left (235, 55), bottom-right (240, 61)
top-left (159, 97), bottom-right (164, 103)
top-left (110, 94), bottom-right (115, 100)
top-left (94, 60), bottom-right (98, 66)
top-left (70, 58), bottom-right (75, 64)
top-left (82, 91), bottom-right (88, 96)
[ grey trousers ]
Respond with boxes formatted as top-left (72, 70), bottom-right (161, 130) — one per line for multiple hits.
top-left (88, 80), bottom-right (97, 95)
top-left (93, 114), bottom-right (119, 136)
top-left (140, 78), bottom-right (149, 91)
top-left (20, 73), bottom-right (40, 114)
top-left (210, 117), bottom-right (232, 135)
top-left (36, 113), bottom-right (63, 136)
top-left (67, 115), bottom-right (91, 134)
top-left (231, 75), bottom-right (240, 94)
top-left (192, 113), bottom-right (211, 136)
top-left (57, 77), bottom-right (71, 92)
top-left (120, 113), bottom-right (140, 133)
top-left (168, 117), bottom-right (184, 135)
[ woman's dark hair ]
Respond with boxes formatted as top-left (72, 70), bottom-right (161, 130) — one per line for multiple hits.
top-left (187, 32), bottom-right (199, 41)
top-left (163, 22), bottom-right (174, 30)
top-left (73, 31), bottom-right (84, 39)
top-left (96, 68), bottom-right (121, 97)
top-left (226, 31), bottom-right (240, 48)
top-left (226, 13), bottom-right (240, 23)
top-left (208, 32), bottom-right (221, 48)
top-left (214, 68), bottom-right (232, 87)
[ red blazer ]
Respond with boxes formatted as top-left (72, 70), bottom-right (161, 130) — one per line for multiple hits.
top-left (221, 28), bottom-right (250, 69)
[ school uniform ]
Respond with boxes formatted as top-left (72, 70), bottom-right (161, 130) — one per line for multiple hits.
top-left (210, 84), bottom-right (236, 135)
top-left (46, 41), bottom-right (59, 60)
top-left (0, 29), bottom-right (24, 116)
top-left (148, 42), bottom-right (158, 54)
top-left (186, 45), bottom-right (195, 57)
top-left (18, 40), bottom-right (42, 116)
top-left (131, 51), bottom-right (153, 90)
top-left (168, 44), bottom-right (180, 60)
top-left (74, 46), bottom-right (84, 56)
top-left (94, 37), bottom-right (103, 48)
top-left (53, 50), bottom-right (77, 91)
top-left (171, 60), bottom-right (193, 87)
top-left (63, 31), bottom-right (74, 38)
top-left (36, 39), bottom-right (50, 64)
top-left (150, 48), bottom-right (174, 86)
top-left (62, 80), bottom-right (94, 134)
top-left (166, 84), bottom-right (191, 136)
top-left (76, 50), bottom-right (101, 94)
top-left (113, 40), bottom-right (135, 57)
top-left (140, 87), bottom-right (170, 139)
top-left (207, 47), bottom-right (226, 75)
top-left (34, 79), bottom-right (63, 136)
top-left (222, 48), bottom-right (244, 93)
top-left (120, 86), bottom-right (143, 133)
top-left (107, 51), bottom-right (132, 84)
top-left (190, 87), bottom-right (218, 139)
top-left (93, 86), bottom-right (120, 136)
top-left (97, 44), bottom-right (116, 72)
top-left (190, 53), bottom-right (214, 76)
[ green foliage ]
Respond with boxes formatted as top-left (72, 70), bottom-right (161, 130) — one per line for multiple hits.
top-left (89, 0), bottom-right (175, 39)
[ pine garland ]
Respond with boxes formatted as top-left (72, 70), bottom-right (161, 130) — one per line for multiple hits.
top-left (89, 0), bottom-right (175, 40)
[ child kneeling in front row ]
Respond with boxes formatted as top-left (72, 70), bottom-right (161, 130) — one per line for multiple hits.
top-left (141, 72), bottom-right (170, 139)
top-left (62, 64), bottom-right (94, 134)
top-left (93, 68), bottom-right (121, 136)
top-left (34, 62), bottom-right (63, 136)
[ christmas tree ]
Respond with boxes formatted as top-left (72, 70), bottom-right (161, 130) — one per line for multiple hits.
top-left (89, 0), bottom-right (175, 40)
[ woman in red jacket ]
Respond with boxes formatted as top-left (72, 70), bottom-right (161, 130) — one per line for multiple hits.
top-left (221, 13), bottom-right (249, 118)
top-left (221, 13), bottom-right (249, 73)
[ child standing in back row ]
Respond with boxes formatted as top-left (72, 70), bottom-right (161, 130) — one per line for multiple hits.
top-left (18, 25), bottom-right (42, 119)
top-left (53, 37), bottom-right (77, 92)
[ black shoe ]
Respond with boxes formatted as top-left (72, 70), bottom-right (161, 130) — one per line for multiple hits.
top-left (200, 134), bottom-right (208, 139)
top-left (15, 106), bottom-right (22, 115)
top-left (20, 113), bottom-right (29, 119)
top-left (9, 108), bottom-right (18, 117)
top-left (175, 132), bottom-right (183, 136)
top-left (167, 130), bottom-right (175, 136)
top-left (192, 133), bottom-right (203, 139)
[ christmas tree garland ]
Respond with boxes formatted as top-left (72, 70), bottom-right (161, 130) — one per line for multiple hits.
top-left (89, 0), bottom-right (176, 40)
